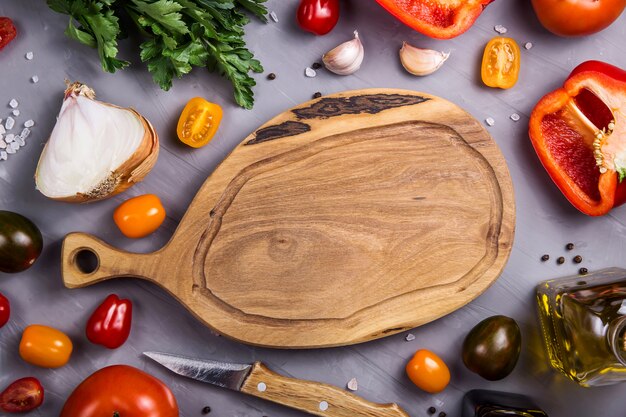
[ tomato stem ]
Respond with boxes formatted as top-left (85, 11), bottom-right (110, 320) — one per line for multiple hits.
top-left (113, 412), bottom-right (120, 417)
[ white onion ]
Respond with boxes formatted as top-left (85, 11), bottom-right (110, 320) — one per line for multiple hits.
top-left (35, 82), bottom-right (159, 202)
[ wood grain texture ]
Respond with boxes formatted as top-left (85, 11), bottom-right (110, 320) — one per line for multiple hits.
top-left (61, 89), bottom-right (515, 348)
top-left (241, 362), bottom-right (410, 417)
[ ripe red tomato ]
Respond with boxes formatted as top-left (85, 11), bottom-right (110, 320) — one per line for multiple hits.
top-left (0, 377), bottom-right (44, 413)
top-left (60, 365), bottom-right (179, 417)
top-left (0, 292), bottom-right (9, 328)
top-left (0, 17), bottom-right (17, 51)
top-left (531, 0), bottom-right (625, 36)
top-left (297, 0), bottom-right (340, 35)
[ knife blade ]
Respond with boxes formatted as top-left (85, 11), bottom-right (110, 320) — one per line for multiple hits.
top-left (144, 351), bottom-right (410, 417)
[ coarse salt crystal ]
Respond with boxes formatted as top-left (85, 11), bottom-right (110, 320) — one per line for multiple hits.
top-left (305, 67), bottom-right (317, 78)
top-left (0, 151), bottom-right (6, 160)
top-left (510, 113), bottom-right (521, 122)
top-left (12, 109), bottom-right (19, 117)
top-left (20, 128), bottom-right (30, 139)
top-left (6, 146), bottom-right (15, 154)
top-left (25, 51), bottom-right (34, 60)
top-left (0, 125), bottom-right (5, 135)
top-left (494, 25), bottom-right (508, 34)
top-left (405, 333), bottom-right (416, 341)
top-left (270, 11), bottom-right (279, 23)
top-left (0, 139), bottom-right (5, 149)
top-left (31, 75), bottom-right (39, 83)
top-left (5, 134), bottom-right (14, 143)
top-left (10, 141), bottom-right (19, 151)
top-left (524, 42), bottom-right (533, 50)
top-left (347, 378), bottom-right (358, 391)
top-left (9, 99), bottom-right (18, 109)
top-left (5, 117), bottom-right (15, 130)
top-left (24, 120), bottom-right (34, 128)
top-left (15, 136), bottom-right (25, 146)
top-left (485, 117), bottom-right (495, 127)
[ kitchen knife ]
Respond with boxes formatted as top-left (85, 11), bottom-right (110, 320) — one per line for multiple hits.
top-left (144, 351), bottom-right (410, 417)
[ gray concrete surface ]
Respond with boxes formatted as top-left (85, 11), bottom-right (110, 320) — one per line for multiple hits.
top-left (1, 1), bottom-right (626, 416)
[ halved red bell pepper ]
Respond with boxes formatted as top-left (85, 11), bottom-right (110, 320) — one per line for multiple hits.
top-left (529, 61), bottom-right (626, 216)
top-left (86, 294), bottom-right (132, 349)
top-left (375, 0), bottom-right (494, 39)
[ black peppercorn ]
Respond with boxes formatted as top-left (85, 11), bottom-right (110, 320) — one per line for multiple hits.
top-left (573, 255), bottom-right (583, 263)
top-left (579, 267), bottom-right (588, 275)
top-left (557, 256), bottom-right (565, 265)
top-left (312, 62), bottom-right (322, 70)
top-left (428, 407), bottom-right (436, 414)
top-left (313, 92), bottom-right (322, 99)
top-left (566, 242), bottom-right (574, 250)
top-left (438, 412), bottom-right (447, 417)
top-left (202, 406), bottom-right (211, 414)
top-left (541, 254), bottom-right (549, 261)
top-left (267, 73), bottom-right (276, 80)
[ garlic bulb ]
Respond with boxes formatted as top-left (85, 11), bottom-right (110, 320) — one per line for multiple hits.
top-left (399, 42), bottom-right (450, 76)
top-left (35, 82), bottom-right (159, 203)
top-left (323, 30), bottom-right (364, 75)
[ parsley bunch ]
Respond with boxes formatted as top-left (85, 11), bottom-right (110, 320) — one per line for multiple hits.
top-left (47, 0), bottom-right (267, 109)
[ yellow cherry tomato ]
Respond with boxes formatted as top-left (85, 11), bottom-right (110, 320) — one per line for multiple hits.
top-left (176, 97), bottom-right (223, 148)
top-left (481, 37), bottom-right (521, 89)
top-left (406, 349), bottom-right (450, 393)
top-left (113, 194), bottom-right (166, 239)
top-left (19, 324), bottom-right (73, 368)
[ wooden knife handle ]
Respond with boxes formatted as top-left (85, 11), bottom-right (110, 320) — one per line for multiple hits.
top-left (61, 232), bottom-right (157, 288)
top-left (240, 363), bottom-right (410, 417)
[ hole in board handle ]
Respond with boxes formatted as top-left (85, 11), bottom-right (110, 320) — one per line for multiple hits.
top-left (74, 249), bottom-right (99, 274)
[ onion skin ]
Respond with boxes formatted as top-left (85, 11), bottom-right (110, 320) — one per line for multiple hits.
top-left (35, 82), bottom-right (159, 203)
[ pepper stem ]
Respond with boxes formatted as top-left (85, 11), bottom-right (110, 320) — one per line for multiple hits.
top-left (113, 412), bottom-right (120, 417)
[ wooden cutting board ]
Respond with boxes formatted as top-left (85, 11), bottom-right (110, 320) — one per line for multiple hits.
top-left (61, 89), bottom-right (515, 348)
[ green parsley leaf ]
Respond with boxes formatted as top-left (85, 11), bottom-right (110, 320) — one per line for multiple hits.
top-left (47, 0), bottom-right (266, 108)
top-left (65, 18), bottom-right (96, 47)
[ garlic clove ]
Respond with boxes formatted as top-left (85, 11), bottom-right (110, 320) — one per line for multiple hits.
top-left (35, 82), bottom-right (159, 203)
top-left (399, 42), bottom-right (450, 76)
top-left (322, 30), bottom-right (364, 76)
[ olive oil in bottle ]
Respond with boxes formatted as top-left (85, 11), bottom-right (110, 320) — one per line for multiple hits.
top-left (536, 267), bottom-right (626, 386)
top-left (461, 389), bottom-right (548, 417)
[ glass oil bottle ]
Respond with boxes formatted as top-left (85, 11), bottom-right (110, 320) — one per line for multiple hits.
top-left (536, 267), bottom-right (626, 386)
top-left (461, 389), bottom-right (548, 417)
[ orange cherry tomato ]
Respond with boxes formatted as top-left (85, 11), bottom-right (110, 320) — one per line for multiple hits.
top-left (176, 97), bottom-right (223, 148)
top-left (481, 37), bottom-right (521, 89)
top-left (19, 325), bottom-right (73, 368)
top-left (405, 349), bottom-right (450, 393)
top-left (113, 194), bottom-right (166, 238)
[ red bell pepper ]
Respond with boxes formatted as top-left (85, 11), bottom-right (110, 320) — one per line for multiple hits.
top-left (86, 294), bottom-right (132, 349)
top-left (529, 61), bottom-right (626, 216)
top-left (375, 0), bottom-right (494, 39)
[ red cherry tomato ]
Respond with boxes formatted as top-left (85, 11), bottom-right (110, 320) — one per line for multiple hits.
top-left (531, 0), bottom-right (625, 36)
top-left (297, 0), bottom-right (340, 36)
top-left (86, 294), bottom-right (132, 349)
top-left (0, 292), bottom-right (9, 328)
top-left (0, 377), bottom-right (44, 413)
top-left (0, 17), bottom-right (17, 51)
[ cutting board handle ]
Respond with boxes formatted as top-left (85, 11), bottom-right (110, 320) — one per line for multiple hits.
top-left (61, 232), bottom-right (157, 288)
